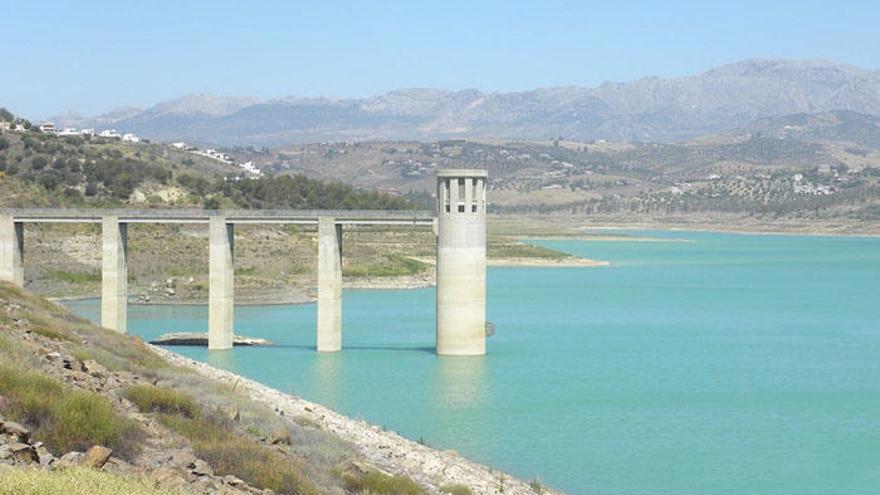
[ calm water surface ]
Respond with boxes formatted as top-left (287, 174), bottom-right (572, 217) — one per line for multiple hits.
top-left (65, 231), bottom-right (880, 495)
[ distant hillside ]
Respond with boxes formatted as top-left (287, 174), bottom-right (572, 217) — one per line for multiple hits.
top-left (736, 110), bottom-right (880, 150)
top-left (0, 120), bottom-right (411, 210)
top-left (237, 135), bottom-right (880, 221)
top-left (50, 58), bottom-right (880, 146)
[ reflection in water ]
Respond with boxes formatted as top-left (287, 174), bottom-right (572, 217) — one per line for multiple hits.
top-left (206, 348), bottom-right (237, 374)
top-left (429, 356), bottom-right (491, 455)
top-left (311, 353), bottom-right (343, 405)
top-left (433, 356), bottom-right (488, 410)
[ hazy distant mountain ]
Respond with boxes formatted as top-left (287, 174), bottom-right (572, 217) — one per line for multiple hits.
top-left (52, 95), bottom-right (259, 132)
top-left (737, 110), bottom-right (880, 150)
top-left (49, 58), bottom-right (880, 146)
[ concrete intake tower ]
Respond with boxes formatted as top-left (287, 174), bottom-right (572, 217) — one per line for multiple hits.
top-left (435, 169), bottom-right (488, 356)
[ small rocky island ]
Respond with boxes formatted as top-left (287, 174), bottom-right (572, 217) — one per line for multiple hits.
top-left (149, 332), bottom-right (271, 346)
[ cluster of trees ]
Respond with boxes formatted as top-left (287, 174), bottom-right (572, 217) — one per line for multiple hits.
top-left (181, 174), bottom-right (412, 210)
top-left (1, 131), bottom-right (172, 199)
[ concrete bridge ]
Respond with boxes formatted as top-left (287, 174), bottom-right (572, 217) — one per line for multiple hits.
top-left (0, 169), bottom-right (489, 355)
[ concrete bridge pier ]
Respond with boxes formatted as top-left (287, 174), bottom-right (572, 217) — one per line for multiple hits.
top-left (101, 216), bottom-right (128, 333)
top-left (436, 169), bottom-right (488, 355)
top-left (0, 215), bottom-right (24, 287)
top-left (317, 217), bottom-right (343, 352)
top-left (208, 216), bottom-right (234, 350)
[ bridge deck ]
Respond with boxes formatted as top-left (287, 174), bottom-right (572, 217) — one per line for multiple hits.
top-left (1, 208), bottom-right (435, 225)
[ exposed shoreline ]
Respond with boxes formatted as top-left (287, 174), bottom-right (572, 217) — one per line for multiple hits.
top-left (46, 253), bottom-right (610, 306)
top-left (578, 222), bottom-right (880, 238)
top-left (150, 344), bottom-right (555, 494)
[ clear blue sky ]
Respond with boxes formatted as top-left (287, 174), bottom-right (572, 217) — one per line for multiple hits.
top-left (2, 0), bottom-right (878, 119)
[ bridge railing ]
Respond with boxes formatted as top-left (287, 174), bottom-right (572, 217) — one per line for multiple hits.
top-left (1, 208), bottom-right (435, 224)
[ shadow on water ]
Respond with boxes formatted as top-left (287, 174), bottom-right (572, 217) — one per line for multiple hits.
top-left (266, 344), bottom-right (437, 354)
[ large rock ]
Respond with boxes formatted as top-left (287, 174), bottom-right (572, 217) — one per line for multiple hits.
top-left (81, 359), bottom-right (109, 378)
top-left (150, 332), bottom-right (271, 347)
top-left (267, 428), bottom-right (291, 446)
top-left (55, 450), bottom-right (83, 469)
top-left (188, 459), bottom-right (214, 477)
top-left (1, 420), bottom-right (30, 442)
top-left (150, 466), bottom-right (192, 492)
top-left (3, 442), bottom-right (38, 464)
top-left (80, 445), bottom-right (113, 468)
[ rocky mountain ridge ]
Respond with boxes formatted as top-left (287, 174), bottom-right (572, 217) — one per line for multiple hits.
top-left (48, 58), bottom-right (880, 147)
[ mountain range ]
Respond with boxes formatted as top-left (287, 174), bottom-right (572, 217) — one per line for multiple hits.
top-left (48, 58), bottom-right (880, 148)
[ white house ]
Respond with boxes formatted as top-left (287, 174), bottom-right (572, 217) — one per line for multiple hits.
top-left (38, 122), bottom-right (56, 133)
top-left (122, 133), bottom-right (140, 143)
top-left (98, 129), bottom-right (121, 139)
top-left (58, 128), bottom-right (80, 136)
top-left (80, 128), bottom-right (95, 136)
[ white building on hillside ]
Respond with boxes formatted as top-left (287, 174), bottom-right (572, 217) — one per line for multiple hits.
top-left (98, 129), bottom-right (121, 139)
top-left (39, 122), bottom-right (56, 133)
top-left (122, 133), bottom-right (140, 143)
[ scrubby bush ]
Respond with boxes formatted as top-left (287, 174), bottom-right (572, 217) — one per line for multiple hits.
top-left (343, 470), bottom-right (425, 495)
top-left (124, 383), bottom-right (317, 495)
top-left (123, 385), bottom-right (200, 418)
top-left (160, 413), bottom-right (318, 495)
top-left (49, 391), bottom-right (141, 457)
top-left (440, 483), bottom-right (474, 495)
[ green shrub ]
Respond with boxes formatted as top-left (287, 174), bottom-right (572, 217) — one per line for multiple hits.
top-left (529, 479), bottom-right (545, 494)
top-left (0, 467), bottom-right (185, 495)
top-left (0, 365), bottom-right (63, 428)
top-left (48, 391), bottom-right (141, 459)
top-left (343, 470), bottom-right (425, 495)
top-left (124, 385), bottom-right (200, 418)
top-left (47, 269), bottom-right (101, 284)
top-left (343, 254), bottom-right (428, 277)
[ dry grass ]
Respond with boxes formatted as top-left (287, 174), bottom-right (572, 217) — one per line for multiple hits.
top-left (0, 466), bottom-right (186, 495)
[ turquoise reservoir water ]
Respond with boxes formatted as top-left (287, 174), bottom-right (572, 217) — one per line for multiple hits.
top-left (64, 231), bottom-right (880, 495)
